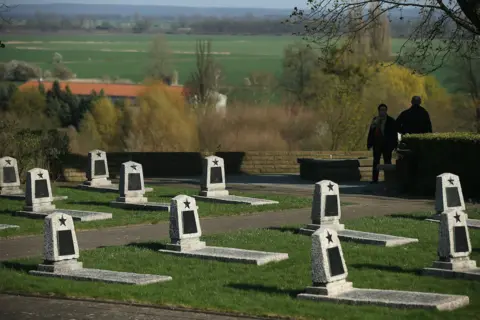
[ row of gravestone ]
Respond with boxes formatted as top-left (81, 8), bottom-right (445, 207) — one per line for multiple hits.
top-left (29, 186), bottom-right (476, 311)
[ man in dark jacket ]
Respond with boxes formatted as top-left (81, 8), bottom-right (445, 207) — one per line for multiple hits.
top-left (367, 103), bottom-right (398, 183)
top-left (396, 96), bottom-right (432, 135)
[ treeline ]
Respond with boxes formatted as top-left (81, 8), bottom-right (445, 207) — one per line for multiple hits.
top-left (6, 13), bottom-right (419, 37)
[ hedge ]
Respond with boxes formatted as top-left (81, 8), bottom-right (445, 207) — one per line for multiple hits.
top-left (399, 132), bottom-right (480, 198)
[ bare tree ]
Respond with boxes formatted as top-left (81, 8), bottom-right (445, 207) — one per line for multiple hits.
top-left (146, 34), bottom-right (173, 82)
top-left (0, 2), bottom-right (16, 48)
top-left (287, 0), bottom-right (480, 73)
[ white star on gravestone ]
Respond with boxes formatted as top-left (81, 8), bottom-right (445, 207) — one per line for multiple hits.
top-left (5, 159), bottom-right (11, 165)
top-left (448, 177), bottom-right (455, 185)
top-left (327, 183), bottom-right (334, 191)
top-left (326, 231), bottom-right (334, 244)
top-left (212, 159), bottom-right (219, 166)
top-left (59, 215), bottom-right (67, 226)
top-left (131, 165), bottom-right (137, 171)
top-left (454, 212), bottom-right (461, 223)
top-left (184, 200), bottom-right (190, 208)
top-left (96, 151), bottom-right (102, 157)
top-left (37, 173), bottom-right (43, 178)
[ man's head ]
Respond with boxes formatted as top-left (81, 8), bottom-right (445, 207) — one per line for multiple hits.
top-left (411, 96), bottom-right (422, 106)
top-left (378, 103), bottom-right (388, 118)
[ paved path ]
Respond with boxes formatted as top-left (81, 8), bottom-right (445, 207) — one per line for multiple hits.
top-left (0, 194), bottom-right (435, 261)
top-left (0, 294), bottom-right (262, 320)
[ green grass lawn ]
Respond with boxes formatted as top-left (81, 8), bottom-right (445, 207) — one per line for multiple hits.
top-left (0, 213), bottom-right (478, 320)
top-left (0, 184), bottom-right (314, 238)
top-left (0, 34), bottom-right (454, 90)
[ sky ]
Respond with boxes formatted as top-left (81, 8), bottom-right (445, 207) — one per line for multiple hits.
top-left (8, 0), bottom-right (303, 9)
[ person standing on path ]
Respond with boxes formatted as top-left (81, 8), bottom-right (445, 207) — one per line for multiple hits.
top-left (395, 96), bottom-right (433, 135)
top-left (367, 104), bottom-right (398, 184)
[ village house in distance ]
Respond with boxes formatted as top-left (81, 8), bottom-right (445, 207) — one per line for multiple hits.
top-left (19, 75), bottom-right (228, 112)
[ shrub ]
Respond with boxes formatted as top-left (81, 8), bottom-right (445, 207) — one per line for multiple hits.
top-left (400, 132), bottom-right (480, 198)
top-left (2, 60), bottom-right (41, 81)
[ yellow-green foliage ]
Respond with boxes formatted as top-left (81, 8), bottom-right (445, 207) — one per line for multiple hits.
top-left (7, 88), bottom-right (52, 129)
top-left (370, 64), bottom-right (455, 131)
top-left (125, 81), bottom-right (199, 151)
top-left (78, 97), bottom-right (121, 151)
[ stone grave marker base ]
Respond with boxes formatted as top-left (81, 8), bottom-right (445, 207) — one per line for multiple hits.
top-left (15, 209), bottom-right (112, 221)
top-left (193, 195), bottom-right (279, 206)
top-left (30, 268), bottom-right (172, 285)
top-left (297, 288), bottom-right (469, 311)
top-left (159, 246), bottom-right (288, 265)
top-left (299, 226), bottom-right (418, 247)
top-left (0, 224), bottom-right (19, 230)
top-left (77, 183), bottom-right (153, 193)
top-left (426, 214), bottom-right (480, 229)
top-left (423, 259), bottom-right (480, 281)
top-left (299, 223), bottom-right (345, 235)
top-left (110, 200), bottom-right (169, 211)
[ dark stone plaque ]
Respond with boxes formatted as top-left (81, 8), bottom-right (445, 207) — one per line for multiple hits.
top-left (3, 167), bottom-right (16, 183)
top-left (182, 210), bottom-right (198, 234)
top-left (210, 166), bottom-right (223, 184)
top-left (324, 195), bottom-right (339, 217)
top-left (446, 187), bottom-right (461, 207)
top-left (34, 179), bottom-right (50, 198)
top-left (454, 226), bottom-right (469, 253)
top-left (57, 230), bottom-right (75, 256)
top-left (327, 246), bottom-right (345, 277)
top-left (93, 159), bottom-right (107, 176)
top-left (127, 173), bottom-right (142, 191)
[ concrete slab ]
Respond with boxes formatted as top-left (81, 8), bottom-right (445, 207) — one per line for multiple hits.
top-left (426, 215), bottom-right (480, 229)
top-left (29, 268), bottom-right (172, 285)
top-left (77, 184), bottom-right (153, 193)
top-left (158, 246), bottom-right (288, 265)
top-left (0, 194), bottom-right (68, 201)
top-left (298, 227), bottom-right (418, 247)
top-left (0, 224), bottom-right (19, 230)
top-left (110, 201), bottom-right (170, 211)
top-left (193, 195), bottom-right (279, 206)
top-left (297, 288), bottom-right (469, 311)
top-left (423, 267), bottom-right (480, 281)
top-left (15, 209), bottom-right (112, 221)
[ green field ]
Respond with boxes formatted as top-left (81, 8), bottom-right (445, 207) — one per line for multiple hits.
top-left (1, 34), bottom-right (455, 90)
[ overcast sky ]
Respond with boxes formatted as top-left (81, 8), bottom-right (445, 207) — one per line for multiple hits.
top-left (8, 0), bottom-right (302, 9)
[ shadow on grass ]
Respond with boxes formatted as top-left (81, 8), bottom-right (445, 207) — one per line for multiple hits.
top-left (351, 263), bottom-right (422, 275)
top-left (0, 209), bottom-right (15, 216)
top-left (473, 248), bottom-right (480, 253)
top-left (1, 261), bottom-right (37, 273)
top-left (126, 241), bottom-right (167, 251)
top-left (226, 283), bottom-right (302, 298)
top-left (59, 185), bottom-right (117, 194)
top-left (264, 226), bottom-right (300, 235)
top-left (388, 213), bottom-right (431, 221)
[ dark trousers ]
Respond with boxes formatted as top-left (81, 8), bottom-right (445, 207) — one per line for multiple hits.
top-left (372, 147), bottom-right (392, 182)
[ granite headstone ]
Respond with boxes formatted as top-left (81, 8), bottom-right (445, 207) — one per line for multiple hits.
top-left (0, 156), bottom-right (22, 196)
top-left (84, 149), bottom-right (112, 187)
top-left (435, 173), bottom-right (465, 213)
top-left (199, 156), bottom-right (229, 197)
top-left (24, 168), bottom-right (56, 212)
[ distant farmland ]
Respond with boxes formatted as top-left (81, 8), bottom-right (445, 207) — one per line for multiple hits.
top-left (1, 34), bottom-right (455, 90)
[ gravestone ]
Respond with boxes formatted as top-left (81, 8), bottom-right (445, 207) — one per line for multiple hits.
top-left (110, 161), bottom-right (169, 211)
top-left (30, 213), bottom-right (172, 285)
top-left (83, 150), bottom-right (113, 187)
top-left (15, 168), bottom-right (111, 221)
top-left (0, 156), bottom-right (22, 196)
top-left (24, 168), bottom-right (56, 213)
top-left (435, 173), bottom-right (465, 213)
top-left (426, 173), bottom-right (480, 229)
top-left (299, 181), bottom-right (344, 233)
top-left (297, 228), bottom-right (470, 310)
top-left (195, 156), bottom-right (279, 206)
top-left (159, 195), bottom-right (288, 265)
top-left (423, 210), bottom-right (480, 280)
top-left (299, 180), bottom-right (418, 247)
top-left (165, 195), bottom-right (206, 252)
top-left (199, 156), bottom-right (229, 197)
